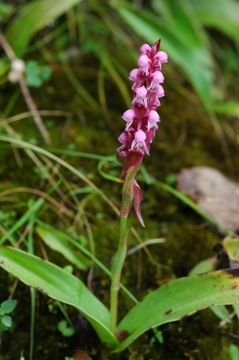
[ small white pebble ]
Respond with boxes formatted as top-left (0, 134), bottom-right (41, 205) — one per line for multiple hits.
top-left (11, 58), bottom-right (25, 73)
top-left (8, 70), bottom-right (20, 83)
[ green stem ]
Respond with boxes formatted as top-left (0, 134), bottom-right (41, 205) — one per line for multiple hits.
top-left (110, 215), bottom-right (129, 332)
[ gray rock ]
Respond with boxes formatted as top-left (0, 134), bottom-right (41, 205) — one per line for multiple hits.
top-left (177, 166), bottom-right (239, 234)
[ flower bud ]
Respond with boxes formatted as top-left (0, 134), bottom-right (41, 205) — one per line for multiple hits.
top-left (122, 109), bottom-right (135, 129)
top-left (136, 86), bottom-right (147, 98)
top-left (152, 71), bottom-right (164, 84)
top-left (140, 43), bottom-right (151, 54)
top-left (135, 129), bottom-right (146, 142)
top-left (156, 51), bottom-right (168, 64)
top-left (129, 68), bottom-right (138, 81)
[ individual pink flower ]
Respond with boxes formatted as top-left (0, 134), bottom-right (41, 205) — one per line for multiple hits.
top-left (117, 40), bottom-right (168, 226)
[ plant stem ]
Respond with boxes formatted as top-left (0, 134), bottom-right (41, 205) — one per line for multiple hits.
top-left (110, 215), bottom-right (129, 332)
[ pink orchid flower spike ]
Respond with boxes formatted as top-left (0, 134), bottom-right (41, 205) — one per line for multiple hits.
top-left (117, 40), bottom-right (168, 226)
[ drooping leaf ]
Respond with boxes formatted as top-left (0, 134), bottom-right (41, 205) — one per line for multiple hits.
top-left (36, 224), bottom-right (90, 271)
top-left (116, 270), bottom-right (239, 351)
top-left (6, 0), bottom-right (83, 56)
top-left (189, 0), bottom-right (239, 43)
top-left (153, 0), bottom-right (210, 52)
top-left (0, 246), bottom-right (118, 347)
top-left (116, 3), bottom-right (214, 109)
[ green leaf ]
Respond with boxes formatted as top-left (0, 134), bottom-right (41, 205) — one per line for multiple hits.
top-left (211, 305), bottom-right (231, 323)
top-left (233, 303), bottom-right (239, 319)
top-left (58, 320), bottom-right (75, 337)
top-left (1, 315), bottom-right (12, 328)
top-left (0, 59), bottom-right (9, 79)
top-left (189, 0), bottom-right (239, 43)
top-left (153, 0), bottom-right (210, 52)
top-left (229, 344), bottom-right (239, 360)
top-left (116, 270), bottom-right (239, 351)
top-left (189, 257), bottom-right (231, 323)
top-left (6, 0), bottom-right (83, 56)
top-left (36, 224), bottom-right (90, 271)
top-left (100, 52), bottom-right (131, 107)
top-left (223, 237), bottom-right (239, 264)
top-left (26, 61), bottom-right (52, 88)
top-left (36, 221), bottom-right (138, 304)
top-left (0, 246), bottom-right (118, 347)
top-left (117, 3), bottom-right (214, 109)
top-left (0, 299), bottom-right (17, 314)
top-left (189, 257), bottom-right (216, 275)
top-left (214, 102), bottom-right (239, 117)
top-left (0, 2), bottom-right (13, 22)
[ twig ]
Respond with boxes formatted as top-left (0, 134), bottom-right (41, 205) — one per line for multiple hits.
top-left (18, 78), bottom-right (51, 144)
top-left (5, 110), bottom-right (72, 124)
top-left (127, 238), bottom-right (165, 256)
top-left (0, 30), bottom-right (51, 144)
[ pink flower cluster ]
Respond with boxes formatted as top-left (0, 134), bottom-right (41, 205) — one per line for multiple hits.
top-left (117, 41), bottom-right (168, 227)
top-left (117, 40), bottom-right (168, 175)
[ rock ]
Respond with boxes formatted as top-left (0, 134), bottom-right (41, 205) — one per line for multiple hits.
top-left (177, 166), bottom-right (239, 234)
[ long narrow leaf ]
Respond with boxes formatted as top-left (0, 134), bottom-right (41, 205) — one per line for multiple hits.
top-left (0, 246), bottom-right (118, 347)
top-left (116, 269), bottom-right (239, 351)
top-left (116, 4), bottom-right (214, 109)
top-left (6, 0), bottom-right (83, 55)
top-left (190, 0), bottom-right (239, 43)
top-left (36, 225), bottom-right (90, 271)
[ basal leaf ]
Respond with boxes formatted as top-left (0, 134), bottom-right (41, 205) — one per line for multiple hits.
top-left (6, 0), bottom-right (83, 56)
top-left (116, 270), bottom-right (239, 351)
top-left (0, 246), bottom-right (118, 347)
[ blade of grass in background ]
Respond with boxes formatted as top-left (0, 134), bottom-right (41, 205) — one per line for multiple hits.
top-left (36, 221), bottom-right (138, 303)
top-left (36, 224), bottom-right (90, 271)
top-left (213, 102), bottom-right (239, 117)
top-left (116, 3), bottom-right (214, 110)
top-left (6, 0), bottom-right (83, 55)
top-left (189, 0), bottom-right (239, 43)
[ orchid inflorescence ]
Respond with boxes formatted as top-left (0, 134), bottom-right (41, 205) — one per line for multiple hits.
top-left (117, 40), bottom-right (168, 226)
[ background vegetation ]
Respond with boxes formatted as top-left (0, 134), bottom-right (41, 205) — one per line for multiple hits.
top-left (1, 0), bottom-right (239, 359)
